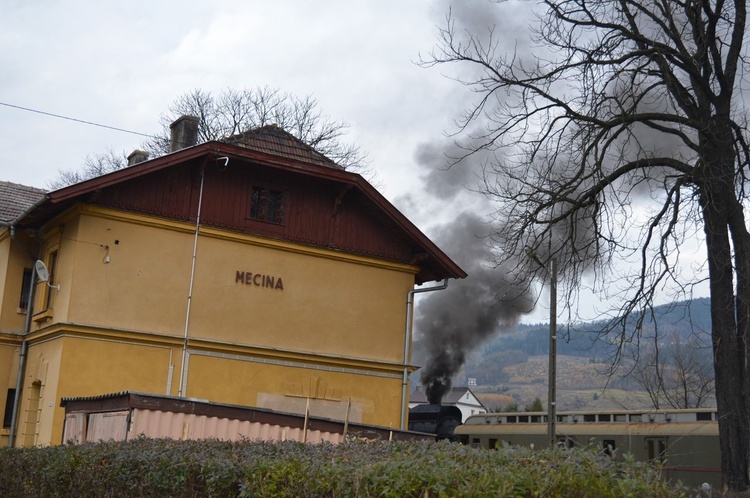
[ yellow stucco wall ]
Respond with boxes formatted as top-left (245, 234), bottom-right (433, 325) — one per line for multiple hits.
top-left (185, 351), bottom-right (403, 427)
top-left (34, 211), bottom-right (192, 334)
top-left (0, 234), bottom-right (10, 328)
top-left (53, 207), bottom-right (415, 362)
top-left (16, 338), bottom-right (63, 447)
top-left (45, 207), bottom-right (414, 363)
top-left (0, 228), bottom-right (33, 447)
top-left (0, 340), bottom-right (20, 446)
top-left (0, 231), bottom-right (32, 333)
top-left (187, 232), bottom-right (414, 363)
top-left (6, 204), bottom-right (421, 445)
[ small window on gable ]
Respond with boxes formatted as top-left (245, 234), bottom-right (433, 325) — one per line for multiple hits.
top-left (19, 268), bottom-right (32, 310)
top-left (250, 186), bottom-right (285, 224)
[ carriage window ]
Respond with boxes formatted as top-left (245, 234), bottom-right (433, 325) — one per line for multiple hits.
top-left (646, 437), bottom-right (667, 463)
top-left (557, 435), bottom-right (576, 449)
top-left (602, 439), bottom-right (616, 456)
top-left (696, 412), bottom-right (713, 421)
top-left (598, 414), bottom-right (611, 422)
top-left (584, 414), bottom-right (596, 422)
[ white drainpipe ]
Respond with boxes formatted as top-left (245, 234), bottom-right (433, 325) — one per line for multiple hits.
top-left (177, 163), bottom-right (206, 398)
top-left (177, 156), bottom-right (229, 398)
top-left (400, 278), bottom-right (449, 430)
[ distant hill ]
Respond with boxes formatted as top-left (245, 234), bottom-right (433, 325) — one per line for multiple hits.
top-left (462, 297), bottom-right (711, 389)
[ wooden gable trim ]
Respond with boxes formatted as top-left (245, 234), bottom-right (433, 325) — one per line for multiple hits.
top-left (35, 142), bottom-right (466, 281)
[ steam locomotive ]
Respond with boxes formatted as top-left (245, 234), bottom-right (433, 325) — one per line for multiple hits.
top-left (407, 404), bottom-right (463, 440)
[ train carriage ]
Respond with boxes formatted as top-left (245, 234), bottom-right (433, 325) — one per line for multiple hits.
top-left (455, 408), bottom-right (721, 489)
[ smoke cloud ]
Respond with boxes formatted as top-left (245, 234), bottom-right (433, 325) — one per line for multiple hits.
top-left (411, 134), bottom-right (537, 404)
top-left (413, 211), bottom-right (535, 403)
top-left (408, 0), bottom-right (553, 404)
top-left (415, 140), bottom-right (482, 200)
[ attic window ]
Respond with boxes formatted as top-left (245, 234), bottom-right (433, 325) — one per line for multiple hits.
top-left (250, 186), bottom-right (284, 224)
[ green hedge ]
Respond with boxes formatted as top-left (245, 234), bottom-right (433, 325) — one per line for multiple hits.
top-left (0, 438), bottom-right (686, 497)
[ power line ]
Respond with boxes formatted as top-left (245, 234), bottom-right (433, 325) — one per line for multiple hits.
top-left (0, 101), bottom-right (157, 139)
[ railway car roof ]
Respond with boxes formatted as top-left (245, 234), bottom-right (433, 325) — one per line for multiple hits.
top-left (454, 422), bottom-right (718, 437)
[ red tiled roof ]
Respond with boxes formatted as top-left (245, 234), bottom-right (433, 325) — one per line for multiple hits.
top-left (0, 181), bottom-right (46, 222)
top-left (223, 125), bottom-right (344, 170)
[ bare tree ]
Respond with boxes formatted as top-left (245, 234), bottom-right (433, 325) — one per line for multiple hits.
top-left (48, 148), bottom-right (127, 189)
top-left (666, 338), bottom-right (715, 408)
top-left (631, 334), bottom-right (714, 409)
top-left (631, 350), bottom-right (666, 410)
top-left (423, 1), bottom-right (749, 490)
top-left (49, 87), bottom-right (367, 189)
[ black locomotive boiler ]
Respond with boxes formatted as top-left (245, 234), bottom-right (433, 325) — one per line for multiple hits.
top-left (408, 404), bottom-right (463, 440)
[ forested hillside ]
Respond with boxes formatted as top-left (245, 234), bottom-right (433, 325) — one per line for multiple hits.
top-left (466, 298), bottom-right (710, 367)
top-left (460, 298), bottom-right (713, 411)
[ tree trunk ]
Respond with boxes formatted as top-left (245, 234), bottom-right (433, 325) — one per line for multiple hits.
top-left (700, 119), bottom-right (750, 491)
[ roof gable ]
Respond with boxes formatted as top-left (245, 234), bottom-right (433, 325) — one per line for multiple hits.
top-left (15, 127), bottom-right (466, 283)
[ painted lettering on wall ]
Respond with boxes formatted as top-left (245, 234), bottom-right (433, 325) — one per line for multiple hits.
top-left (235, 271), bottom-right (284, 290)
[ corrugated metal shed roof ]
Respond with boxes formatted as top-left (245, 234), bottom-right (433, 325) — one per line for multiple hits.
top-left (60, 391), bottom-right (434, 443)
top-left (0, 181), bottom-right (46, 222)
top-left (224, 125), bottom-right (344, 170)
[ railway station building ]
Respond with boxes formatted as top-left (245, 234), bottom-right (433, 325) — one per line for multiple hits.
top-left (0, 117), bottom-right (465, 446)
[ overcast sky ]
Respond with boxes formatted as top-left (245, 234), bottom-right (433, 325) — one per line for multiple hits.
top-left (0, 1), bottom-right (470, 217)
top-left (0, 1), bottom-right (709, 326)
top-left (0, 1), bottom-right (501, 271)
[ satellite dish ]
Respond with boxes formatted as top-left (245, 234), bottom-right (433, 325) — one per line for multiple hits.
top-left (35, 260), bottom-right (50, 282)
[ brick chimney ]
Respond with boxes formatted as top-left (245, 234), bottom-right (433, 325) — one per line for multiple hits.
top-left (169, 115), bottom-right (200, 152)
top-left (127, 150), bottom-right (149, 166)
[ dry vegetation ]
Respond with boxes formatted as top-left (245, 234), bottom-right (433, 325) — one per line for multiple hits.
top-left (473, 355), bottom-right (654, 412)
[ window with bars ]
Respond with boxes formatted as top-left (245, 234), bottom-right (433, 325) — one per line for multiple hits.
top-left (250, 186), bottom-right (285, 224)
top-left (19, 268), bottom-right (32, 310)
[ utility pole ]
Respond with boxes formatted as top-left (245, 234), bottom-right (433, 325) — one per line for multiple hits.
top-left (548, 258), bottom-right (557, 448)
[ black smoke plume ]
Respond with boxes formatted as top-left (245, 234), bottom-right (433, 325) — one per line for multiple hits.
top-left (408, 1), bottom-right (545, 404)
top-left (412, 211), bottom-right (535, 404)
